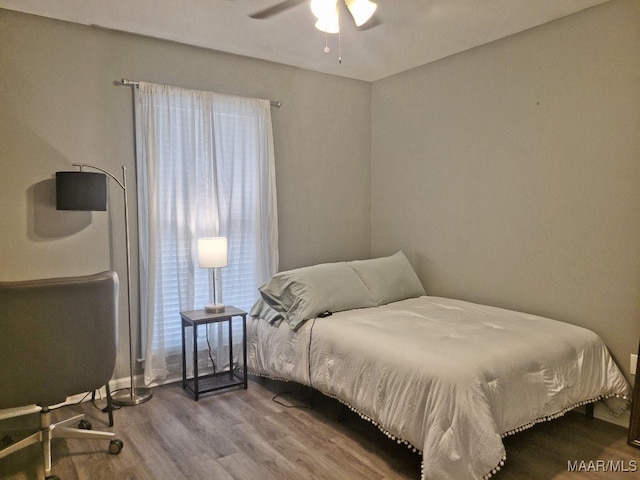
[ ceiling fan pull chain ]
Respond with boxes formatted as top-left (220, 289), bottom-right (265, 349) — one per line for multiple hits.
top-left (338, 27), bottom-right (342, 64)
top-left (323, 31), bottom-right (330, 54)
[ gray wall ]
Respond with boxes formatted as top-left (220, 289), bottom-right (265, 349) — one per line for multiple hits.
top-left (0, 9), bottom-right (372, 378)
top-left (371, 0), bottom-right (640, 376)
top-left (1, 0), bottom-right (638, 388)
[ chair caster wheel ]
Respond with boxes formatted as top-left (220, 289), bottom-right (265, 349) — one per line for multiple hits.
top-left (78, 419), bottom-right (92, 430)
top-left (109, 439), bottom-right (124, 454)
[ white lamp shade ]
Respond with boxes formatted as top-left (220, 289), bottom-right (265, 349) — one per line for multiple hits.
top-left (345, 0), bottom-right (377, 27)
top-left (315, 16), bottom-right (340, 34)
top-left (311, 0), bottom-right (337, 19)
top-left (311, 0), bottom-right (339, 33)
top-left (198, 237), bottom-right (228, 268)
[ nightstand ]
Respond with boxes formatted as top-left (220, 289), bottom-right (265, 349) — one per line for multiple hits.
top-left (180, 306), bottom-right (248, 400)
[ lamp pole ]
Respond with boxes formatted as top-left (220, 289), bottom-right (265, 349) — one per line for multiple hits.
top-left (73, 163), bottom-right (152, 406)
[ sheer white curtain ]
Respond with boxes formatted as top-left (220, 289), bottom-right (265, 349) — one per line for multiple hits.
top-left (135, 82), bottom-right (278, 385)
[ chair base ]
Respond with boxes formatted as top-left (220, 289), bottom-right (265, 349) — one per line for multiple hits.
top-left (0, 406), bottom-right (123, 479)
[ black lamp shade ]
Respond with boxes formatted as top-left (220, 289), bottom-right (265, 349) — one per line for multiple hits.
top-left (56, 171), bottom-right (107, 211)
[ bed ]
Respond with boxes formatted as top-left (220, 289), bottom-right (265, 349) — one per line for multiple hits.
top-left (247, 252), bottom-right (631, 480)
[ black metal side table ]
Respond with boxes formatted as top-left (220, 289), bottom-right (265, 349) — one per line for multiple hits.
top-left (180, 306), bottom-right (247, 400)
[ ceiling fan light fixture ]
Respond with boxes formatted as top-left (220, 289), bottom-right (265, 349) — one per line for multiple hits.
top-left (315, 16), bottom-right (340, 34)
top-left (345, 0), bottom-right (377, 27)
top-left (312, 0), bottom-right (340, 34)
top-left (311, 0), bottom-right (337, 20)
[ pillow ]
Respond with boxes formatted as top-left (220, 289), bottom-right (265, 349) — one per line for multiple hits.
top-left (249, 298), bottom-right (284, 327)
top-left (348, 251), bottom-right (425, 305)
top-left (259, 261), bottom-right (376, 330)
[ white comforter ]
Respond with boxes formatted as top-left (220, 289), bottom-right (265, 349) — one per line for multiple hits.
top-left (247, 296), bottom-right (630, 480)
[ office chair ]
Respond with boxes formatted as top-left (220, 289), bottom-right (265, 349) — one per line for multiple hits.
top-left (0, 271), bottom-right (124, 480)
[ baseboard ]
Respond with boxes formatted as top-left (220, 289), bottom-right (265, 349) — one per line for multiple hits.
top-left (109, 373), bottom-right (182, 390)
top-left (62, 374), bottom-right (183, 408)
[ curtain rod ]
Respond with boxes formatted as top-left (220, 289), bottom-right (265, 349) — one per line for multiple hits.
top-left (113, 78), bottom-right (282, 108)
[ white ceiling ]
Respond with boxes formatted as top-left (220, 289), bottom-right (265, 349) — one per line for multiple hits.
top-left (0, 0), bottom-right (610, 82)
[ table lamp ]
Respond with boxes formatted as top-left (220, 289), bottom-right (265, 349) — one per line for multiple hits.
top-left (198, 237), bottom-right (228, 313)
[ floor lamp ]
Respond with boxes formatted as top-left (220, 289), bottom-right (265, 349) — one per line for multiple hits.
top-left (55, 164), bottom-right (152, 406)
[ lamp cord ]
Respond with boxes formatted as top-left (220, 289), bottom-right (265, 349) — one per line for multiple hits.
top-left (205, 323), bottom-right (217, 375)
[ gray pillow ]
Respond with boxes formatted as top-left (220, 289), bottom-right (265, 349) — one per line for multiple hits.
top-left (259, 261), bottom-right (376, 330)
top-left (348, 251), bottom-right (425, 305)
top-left (249, 298), bottom-right (284, 327)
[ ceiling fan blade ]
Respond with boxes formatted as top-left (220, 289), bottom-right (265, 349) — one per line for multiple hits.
top-left (249, 0), bottom-right (307, 20)
top-left (356, 14), bottom-right (381, 31)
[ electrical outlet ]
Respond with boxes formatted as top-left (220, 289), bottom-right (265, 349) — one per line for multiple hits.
top-left (631, 354), bottom-right (638, 375)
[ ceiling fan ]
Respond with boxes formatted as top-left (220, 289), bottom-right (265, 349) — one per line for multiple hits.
top-left (250, 0), bottom-right (378, 33)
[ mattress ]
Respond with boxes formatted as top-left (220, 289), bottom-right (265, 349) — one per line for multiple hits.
top-left (247, 295), bottom-right (630, 480)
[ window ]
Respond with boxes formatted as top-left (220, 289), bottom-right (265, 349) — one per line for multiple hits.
top-left (135, 82), bottom-right (278, 385)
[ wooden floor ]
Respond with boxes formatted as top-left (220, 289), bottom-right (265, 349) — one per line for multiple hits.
top-left (1, 376), bottom-right (638, 479)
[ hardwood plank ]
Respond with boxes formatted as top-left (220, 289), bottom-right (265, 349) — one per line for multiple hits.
top-left (1, 377), bottom-right (637, 479)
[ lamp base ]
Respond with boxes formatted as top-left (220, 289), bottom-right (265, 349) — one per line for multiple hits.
top-left (111, 387), bottom-right (153, 406)
top-left (205, 303), bottom-right (225, 313)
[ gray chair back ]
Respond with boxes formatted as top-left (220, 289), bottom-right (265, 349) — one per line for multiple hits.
top-left (0, 271), bottom-right (118, 408)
